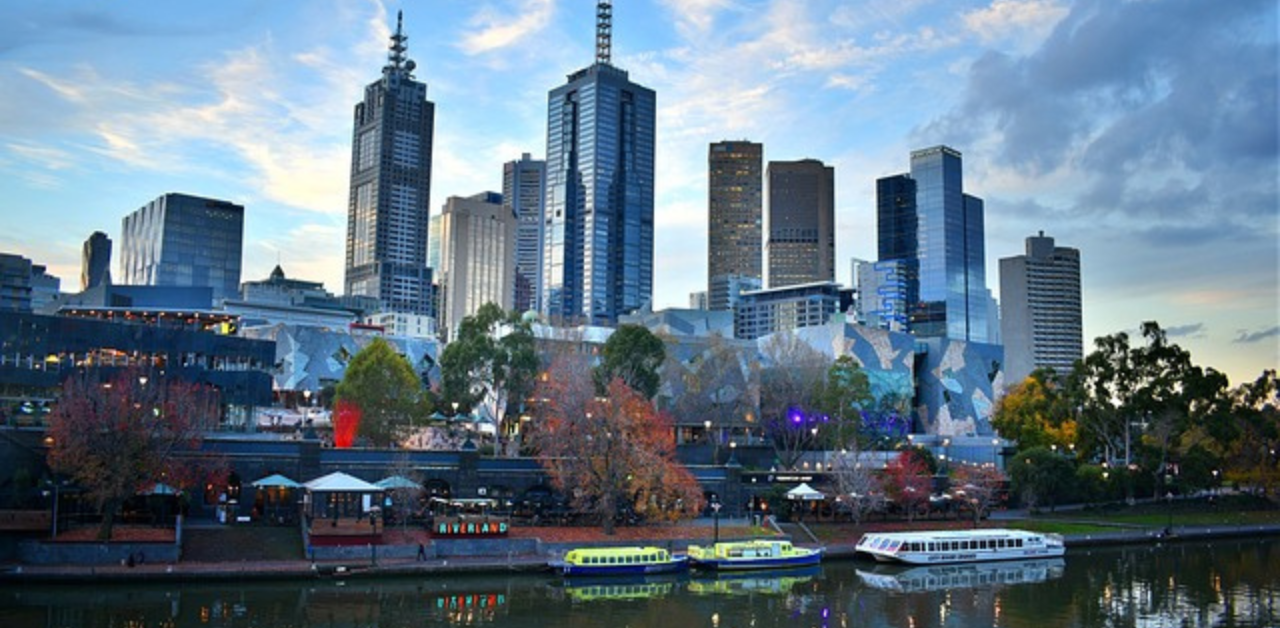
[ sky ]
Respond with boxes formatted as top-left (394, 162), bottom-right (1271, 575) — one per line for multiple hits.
top-left (0, 0), bottom-right (1276, 386)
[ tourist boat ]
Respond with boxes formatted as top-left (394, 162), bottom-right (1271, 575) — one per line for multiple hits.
top-left (854, 529), bottom-right (1064, 565)
top-left (686, 540), bottom-right (823, 571)
top-left (856, 557), bottom-right (1065, 592)
top-left (550, 546), bottom-right (689, 577)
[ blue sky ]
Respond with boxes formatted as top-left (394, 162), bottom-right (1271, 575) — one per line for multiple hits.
top-left (1, 0), bottom-right (1276, 385)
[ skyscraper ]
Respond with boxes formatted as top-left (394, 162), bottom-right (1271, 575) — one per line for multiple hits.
top-left (504, 153), bottom-right (546, 314)
top-left (764, 159), bottom-right (834, 289)
top-left (708, 141), bottom-right (763, 311)
top-left (343, 12), bottom-right (435, 317)
top-left (81, 231), bottom-right (112, 291)
top-left (438, 192), bottom-right (514, 340)
top-left (542, 1), bottom-right (655, 325)
top-left (119, 193), bottom-right (244, 302)
top-left (876, 146), bottom-right (989, 342)
top-left (999, 231), bottom-right (1082, 384)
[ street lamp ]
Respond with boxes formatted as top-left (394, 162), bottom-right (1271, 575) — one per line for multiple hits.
top-left (710, 497), bottom-right (722, 544)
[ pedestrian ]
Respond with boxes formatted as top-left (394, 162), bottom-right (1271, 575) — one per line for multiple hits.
top-left (417, 543), bottom-right (427, 561)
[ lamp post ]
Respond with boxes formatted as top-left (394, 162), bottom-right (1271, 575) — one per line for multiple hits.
top-left (710, 498), bottom-right (722, 544)
top-left (704, 419), bottom-right (716, 464)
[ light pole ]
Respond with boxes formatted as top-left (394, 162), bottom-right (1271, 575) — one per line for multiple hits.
top-left (704, 420), bottom-right (716, 464)
top-left (710, 498), bottom-right (722, 544)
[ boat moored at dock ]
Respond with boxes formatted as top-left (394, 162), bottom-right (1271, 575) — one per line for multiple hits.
top-left (550, 546), bottom-right (689, 577)
top-left (855, 529), bottom-right (1064, 565)
top-left (686, 540), bottom-right (823, 571)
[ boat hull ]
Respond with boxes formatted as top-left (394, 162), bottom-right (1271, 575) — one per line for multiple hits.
top-left (691, 549), bottom-right (823, 571)
top-left (872, 546), bottom-right (1064, 565)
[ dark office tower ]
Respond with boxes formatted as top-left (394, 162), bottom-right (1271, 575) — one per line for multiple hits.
top-left (504, 153), bottom-right (546, 313)
top-left (764, 159), bottom-right (835, 289)
top-left (81, 231), bottom-right (112, 290)
top-left (542, 1), bottom-right (655, 325)
top-left (119, 193), bottom-right (244, 302)
top-left (707, 141), bottom-right (763, 311)
top-left (344, 12), bottom-right (435, 316)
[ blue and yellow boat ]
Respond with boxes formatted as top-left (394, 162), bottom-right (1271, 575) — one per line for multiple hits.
top-left (686, 540), bottom-right (823, 571)
top-left (551, 546), bottom-right (689, 576)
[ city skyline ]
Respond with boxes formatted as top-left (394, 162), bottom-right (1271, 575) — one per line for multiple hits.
top-left (0, 0), bottom-right (1275, 384)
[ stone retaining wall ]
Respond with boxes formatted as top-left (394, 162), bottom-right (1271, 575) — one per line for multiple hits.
top-left (18, 540), bottom-right (180, 565)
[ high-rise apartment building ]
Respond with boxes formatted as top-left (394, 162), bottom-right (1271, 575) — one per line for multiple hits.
top-left (876, 146), bottom-right (989, 342)
top-left (438, 192), bottom-right (514, 340)
top-left (999, 231), bottom-right (1082, 385)
top-left (504, 153), bottom-right (546, 314)
top-left (119, 193), bottom-right (244, 302)
top-left (542, 1), bottom-right (655, 325)
top-left (708, 140), bottom-right (763, 311)
top-left (81, 231), bottom-right (111, 291)
top-left (764, 159), bottom-right (834, 289)
top-left (343, 12), bottom-right (435, 317)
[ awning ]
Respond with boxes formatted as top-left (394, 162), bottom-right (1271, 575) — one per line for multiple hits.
top-left (375, 475), bottom-right (422, 490)
top-left (304, 472), bottom-right (382, 493)
top-left (252, 473), bottom-right (301, 489)
top-left (786, 482), bottom-right (826, 501)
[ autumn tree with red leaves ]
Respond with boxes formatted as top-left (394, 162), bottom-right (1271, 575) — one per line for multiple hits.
top-left (881, 450), bottom-right (933, 522)
top-left (950, 464), bottom-right (1006, 527)
top-left (529, 354), bottom-right (704, 535)
top-left (46, 369), bottom-right (221, 540)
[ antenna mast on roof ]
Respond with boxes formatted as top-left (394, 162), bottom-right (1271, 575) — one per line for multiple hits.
top-left (595, 1), bottom-right (612, 65)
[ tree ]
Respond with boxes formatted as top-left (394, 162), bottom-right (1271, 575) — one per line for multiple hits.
top-left (335, 337), bottom-right (423, 447)
top-left (47, 369), bottom-right (220, 540)
top-left (529, 354), bottom-right (703, 534)
top-left (758, 333), bottom-right (828, 469)
top-left (666, 335), bottom-right (760, 460)
top-left (598, 324), bottom-right (666, 399)
top-left (829, 451), bottom-right (882, 524)
top-left (1008, 447), bottom-right (1076, 512)
top-left (950, 465), bottom-right (1005, 526)
top-left (814, 356), bottom-right (873, 451)
top-left (992, 368), bottom-right (1076, 452)
top-left (881, 450), bottom-right (931, 522)
top-left (1213, 370), bottom-right (1280, 498)
top-left (438, 303), bottom-right (539, 454)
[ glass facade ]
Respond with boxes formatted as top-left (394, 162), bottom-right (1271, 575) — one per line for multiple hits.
top-left (708, 141), bottom-right (763, 311)
top-left (119, 193), bottom-right (244, 303)
top-left (764, 159), bottom-right (835, 289)
top-left (343, 16), bottom-right (435, 317)
top-left (543, 63), bottom-right (655, 325)
top-left (504, 154), bottom-right (546, 313)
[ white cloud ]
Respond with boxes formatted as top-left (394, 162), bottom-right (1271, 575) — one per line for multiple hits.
top-left (963, 0), bottom-right (1069, 52)
top-left (459, 0), bottom-right (555, 55)
top-left (658, 0), bottom-right (732, 38)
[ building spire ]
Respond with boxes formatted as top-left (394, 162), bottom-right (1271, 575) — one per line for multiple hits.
top-left (384, 10), bottom-right (416, 78)
top-left (595, 1), bottom-right (612, 65)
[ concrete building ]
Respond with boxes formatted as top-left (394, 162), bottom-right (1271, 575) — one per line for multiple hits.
top-left (542, 2), bottom-right (655, 325)
top-left (439, 192), bottom-right (514, 339)
top-left (119, 193), bottom-right (244, 303)
top-left (343, 12), bottom-right (435, 318)
top-left (1, 253), bottom-right (60, 313)
top-left (734, 281), bottom-right (850, 340)
top-left (708, 141), bottom-right (763, 310)
top-left (504, 153), bottom-right (546, 314)
top-left (688, 290), bottom-right (709, 310)
top-left (222, 265), bottom-right (357, 330)
top-left (765, 159), bottom-right (834, 289)
top-left (999, 231), bottom-right (1082, 385)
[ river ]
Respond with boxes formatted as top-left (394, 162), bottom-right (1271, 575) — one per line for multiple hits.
top-left (1, 538), bottom-right (1276, 627)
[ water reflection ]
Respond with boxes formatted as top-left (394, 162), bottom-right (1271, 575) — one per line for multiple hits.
top-left (0, 539), bottom-right (1275, 627)
top-left (856, 557), bottom-right (1065, 592)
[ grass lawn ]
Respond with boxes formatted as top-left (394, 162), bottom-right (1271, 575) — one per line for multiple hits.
top-left (1033, 495), bottom-right (1280, 528)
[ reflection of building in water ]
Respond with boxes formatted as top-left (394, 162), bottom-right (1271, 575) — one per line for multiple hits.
top-left (686, 567), bottom-right (821, 595)
top-left (857, 558), bottom-right (1064, 593)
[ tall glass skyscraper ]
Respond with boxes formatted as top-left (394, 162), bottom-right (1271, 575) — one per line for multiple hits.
top-left (504, 153), bottom-right (546, 314)
top-left (343, 12), bottom-right (435, 317)
top-left (764, 159), bottom-right (835, 289)
top-left (542, 1), bottom-right (655, 325)
top-left (876, 146), bottom-right (989, 342)
top-left (119, 193), bottom-right (244, 303)
top-left (708, 141), bottom-right (762, 311)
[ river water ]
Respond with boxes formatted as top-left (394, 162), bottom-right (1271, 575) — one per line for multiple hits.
top-left (2, 538), bottom-right (1276, 627)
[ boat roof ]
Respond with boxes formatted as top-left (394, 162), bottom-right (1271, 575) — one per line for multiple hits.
top-left (566, 546), bottom-right (668, 555)
top-left (860, 529), bottom-right (1040, 541)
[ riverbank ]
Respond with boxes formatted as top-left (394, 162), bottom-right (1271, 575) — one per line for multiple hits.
top-left (4, 521), bottom-right (1280, 584)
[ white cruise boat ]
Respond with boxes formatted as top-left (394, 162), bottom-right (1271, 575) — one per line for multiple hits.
top-left (855, 528), bottom-right (1064, 565)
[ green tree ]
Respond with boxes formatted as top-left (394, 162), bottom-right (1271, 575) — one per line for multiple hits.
top-left (597, 324), bottom-right (665, 399)
top-left (814, 356), bottom-right (873, 451)
top-left (1009, 447), bottom-right (1076, 512)
top-left (335, 337), bottom-right (424, 447)
top-left (438, 304), bottom-right (539, 454)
